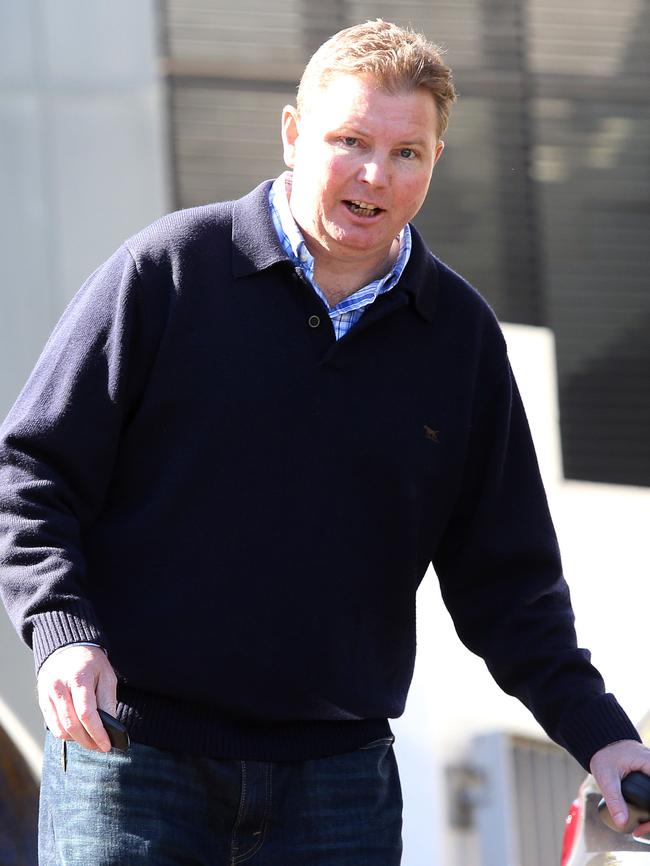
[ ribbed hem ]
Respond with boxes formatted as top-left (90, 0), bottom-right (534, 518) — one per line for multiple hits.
top-left (557, 693), bottom-right (641, 771)
top-left (116, 684), bottom-right (392, 762)
top-left (31, 604), bottom-right (105, 672)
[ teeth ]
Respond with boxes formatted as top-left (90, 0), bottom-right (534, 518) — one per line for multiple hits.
top-left (347, 200), bottom-right (380, 215)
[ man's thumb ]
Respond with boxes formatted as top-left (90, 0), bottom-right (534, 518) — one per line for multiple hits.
top-left (605, 789), bottom-right (629, 830)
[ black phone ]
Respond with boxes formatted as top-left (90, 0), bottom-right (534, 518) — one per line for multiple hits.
top-left (97, 709), bottom-right (130, 751)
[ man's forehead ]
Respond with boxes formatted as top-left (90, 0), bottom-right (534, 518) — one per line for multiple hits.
top-left (300, 74), bottom-right (439, 137)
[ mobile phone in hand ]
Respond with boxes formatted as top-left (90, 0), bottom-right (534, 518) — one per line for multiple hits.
top-left (97, 709), bottom-right (130, 751)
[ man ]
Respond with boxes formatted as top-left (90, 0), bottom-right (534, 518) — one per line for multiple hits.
top-left (1, 19), bottom-right (649, 865)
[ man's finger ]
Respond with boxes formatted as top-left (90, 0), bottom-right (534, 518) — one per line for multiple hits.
top-left (70, 683), bottom-right (111, 752)
top-left (50, 681), bottom-right (98, 751)
top-left (39, 695), bottom-right (69, 741)
top-left (95, 665), bottom-right (118, 719)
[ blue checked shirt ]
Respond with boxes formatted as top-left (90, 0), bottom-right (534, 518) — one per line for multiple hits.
top-left (269, 172), bottom-right (412, 340)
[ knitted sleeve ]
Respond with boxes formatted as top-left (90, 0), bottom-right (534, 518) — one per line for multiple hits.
top-left (0, 245), bottom-right (161, 671)
top-left (432, 324), bottom-right (639, 770)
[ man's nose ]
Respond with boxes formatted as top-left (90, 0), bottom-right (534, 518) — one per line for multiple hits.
top-left (358, 158), bottom-right (389, 186)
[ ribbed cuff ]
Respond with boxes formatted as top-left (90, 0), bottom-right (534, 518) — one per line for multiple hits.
top-left (557, 693), bottom-right (641, 771)
top-left (31, 603), bottom-right (105, 672)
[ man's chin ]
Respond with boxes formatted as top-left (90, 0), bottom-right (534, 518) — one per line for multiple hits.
top-left (323, 224), bottom-right (393, 257)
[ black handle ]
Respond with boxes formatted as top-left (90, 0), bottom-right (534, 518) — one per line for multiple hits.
top-left (621, 772), bottom-right (650, 811)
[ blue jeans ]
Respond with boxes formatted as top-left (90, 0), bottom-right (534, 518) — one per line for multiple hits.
top-left (39, 731), bottom-right (403, 865)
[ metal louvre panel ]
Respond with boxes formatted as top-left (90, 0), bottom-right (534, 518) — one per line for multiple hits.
top-left (164, 0), bottom-right (347, 78)
top-left (473, 732), bottom-right (586, 866)
top-left (414, 96), bottom-right (506, 314)
top-left (165, 0), bottom-right (304, 69)
top-left (427, 111), bottom-right (543, 324)
top-left (529, 0), bottom-right (650, 78)
top-left (171, 83), bottom-right (290, 204)
top-left (511, 736), bottom-right (586, 866)
top-left (409, 0), bottom-right (543, 325)
top-left (530, 0), bottom-right (650, 486)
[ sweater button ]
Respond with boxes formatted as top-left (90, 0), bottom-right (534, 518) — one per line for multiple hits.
top-left (308, 315), bottom-right (320, 328)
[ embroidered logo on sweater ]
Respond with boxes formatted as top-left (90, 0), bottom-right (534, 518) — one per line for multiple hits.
top-left (424, 425), bottom-right (440, 443)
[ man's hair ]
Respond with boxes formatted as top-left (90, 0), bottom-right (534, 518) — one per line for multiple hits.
top-left (297, 19), bottom-right (457, 137)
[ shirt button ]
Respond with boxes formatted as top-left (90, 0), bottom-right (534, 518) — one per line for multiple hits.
top-left (308, 315), bottom-right (320, 328)
top-left (299, 248), bottom-right (310, 263)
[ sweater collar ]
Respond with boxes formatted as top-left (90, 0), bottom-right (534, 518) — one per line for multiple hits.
top-left (401, 223), bottom-right (439, 323)
top-left (231, 180), bottom-right (289, 276)
top-left (231, 179), bottom-right (438, 323)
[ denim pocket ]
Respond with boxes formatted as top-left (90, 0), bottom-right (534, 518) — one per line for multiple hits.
top-left (359, 735), bottom-right (395, 750)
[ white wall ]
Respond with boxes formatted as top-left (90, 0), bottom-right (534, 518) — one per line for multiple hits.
top-left (0, 0), bottom-right (171, 418)
top-left (394, 323), bottom-right (650, 865)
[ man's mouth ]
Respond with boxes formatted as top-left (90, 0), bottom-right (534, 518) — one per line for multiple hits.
top-left (344, 200), bottom-right (383, 218)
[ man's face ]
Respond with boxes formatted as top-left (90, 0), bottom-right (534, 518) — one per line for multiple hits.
top-left (281, 73), bottom-right (444, 270)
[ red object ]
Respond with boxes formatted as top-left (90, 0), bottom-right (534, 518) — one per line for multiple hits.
top-left (561, 798), bottom-right (582, 866)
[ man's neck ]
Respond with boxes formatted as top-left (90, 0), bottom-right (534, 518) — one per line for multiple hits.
top-left (310, 238), bottom-right (400, 308)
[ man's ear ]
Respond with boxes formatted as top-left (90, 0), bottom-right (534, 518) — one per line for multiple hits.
top-left (433, 139), bottom-right (445, 166)
top-left (281, 105), bottom-right (300, 169)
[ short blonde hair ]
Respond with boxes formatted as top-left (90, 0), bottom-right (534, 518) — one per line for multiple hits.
top-left (297, 19), bottom-right (457, 137)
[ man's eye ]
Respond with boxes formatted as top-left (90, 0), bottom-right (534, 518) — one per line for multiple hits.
top-left (341, 136), bottom-right (359, 147)
top-left (399, 148), bottom-right (416, 159)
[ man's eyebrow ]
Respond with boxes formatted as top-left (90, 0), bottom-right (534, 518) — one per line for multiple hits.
top-left (396, 137), bottom-right (431, 147)
top-left (388, 136), bottom-right (436, 150)
top-left (330, 123), bottom-right (368, 136)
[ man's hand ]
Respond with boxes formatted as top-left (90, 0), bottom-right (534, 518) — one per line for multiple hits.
top-left (590, 739), bottom-right (650, 837)
top-left (37, 644), bottom-right (117, 752)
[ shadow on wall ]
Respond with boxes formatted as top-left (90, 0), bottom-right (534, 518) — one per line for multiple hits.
top-left (0, 722), bottom-right (38, 865)
top-left (561, 312), bottom-right (650, 487)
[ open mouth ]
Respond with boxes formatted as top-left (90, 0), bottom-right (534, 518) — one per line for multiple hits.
top-left (344, 200), bottom-right (383, 218)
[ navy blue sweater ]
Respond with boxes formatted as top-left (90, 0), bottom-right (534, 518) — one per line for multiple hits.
top-left (0, 181), bottom-right (639, 768)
